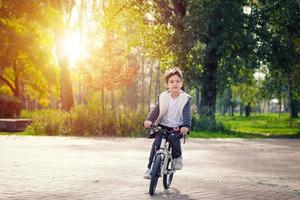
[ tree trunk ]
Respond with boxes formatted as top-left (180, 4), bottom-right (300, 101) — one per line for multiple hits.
top-left (13, 61), bottom-right (25, 112)
top-left (126, 78), bottom-right (138, 110)
top-left (245, 103), bottom-right (251, 117)
top-left (196, 88), bottom-right (200, 113)
top-left (200, 44), bottom-right (217, 117)
top-left (155, 63), bottom-right (160, 98)
top-left (290, 90), bottom-right (299, 118)
top-left (240, 103), bottom-right (243, 116)
top-left (13, 61), bottom-right (21, 99)
top-left (52, 0), bottom-right (74, 111)
top-left (222, 105), bottom-right (226, 116)
top-left (101, 87), bottom-right (105, 113)
top-left (148, 64), bottom-right (153, 113)
top-left (172, 0), bottom-right (187, 67)
top-left (141, 54), bottom-right (145, 113)
top-left (58, 55), bottom-right (74, 111)
top-left (278, 91), bottom-right (282, 117)
top-left (111, 90), bottom-right (116, 118)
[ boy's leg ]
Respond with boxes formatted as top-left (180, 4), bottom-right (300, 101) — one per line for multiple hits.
top-left (168, 133), bottom-right (182, 159)
top-left (168, 133), bottom-right (183, 170)
top-left (147, 132), bottom-right (163, 169)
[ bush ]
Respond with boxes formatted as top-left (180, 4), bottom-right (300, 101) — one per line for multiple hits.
top-left (23, 109), bottom-right (68, 136)
top-left (192, 113), bottom-right (229, 132)
top-left (0, 95), bottom-right (21, 118)
top-left (23, 105), bottom-right (146, 137)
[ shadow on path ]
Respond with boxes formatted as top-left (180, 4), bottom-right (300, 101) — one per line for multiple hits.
top-left (150, 188), bottom-right (196, 200)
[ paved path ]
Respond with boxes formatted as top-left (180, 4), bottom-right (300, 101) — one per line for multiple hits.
top-left (0, 136), bottom-right (300, 200)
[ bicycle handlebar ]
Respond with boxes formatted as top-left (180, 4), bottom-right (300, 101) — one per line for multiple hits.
top-left (146, 125), bottom-right (188, 144)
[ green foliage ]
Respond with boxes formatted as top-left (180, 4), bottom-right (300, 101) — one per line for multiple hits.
top-left (192, 113), bottom-right (228, 132)
top-left (254, 0), bottom-right (300, 117)
top-left (0, 1), bottom-right (59, 105)
top-left (21, 105), bottom-right (145, 137)
top-left (185, 0), bottom-right (258, 117)
top-left (184, 41), bottom-right (204, 88)
top-left (22, 109), bottom-right (67, 136)
top-left (231, 83), bottom-right (259, 107)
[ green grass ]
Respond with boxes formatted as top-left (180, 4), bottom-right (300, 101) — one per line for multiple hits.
top-left (189, 131), bottom-right (268, 139)
top-left (190, 130), bottom-right (300, 139)
top-left (218, 113), bottom-right (299, 134)
top-left (191, 113), bottom-right (300, 138)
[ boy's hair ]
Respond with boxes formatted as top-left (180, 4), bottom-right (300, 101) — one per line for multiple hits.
top-left (164, 67), bottom-right (183, 83)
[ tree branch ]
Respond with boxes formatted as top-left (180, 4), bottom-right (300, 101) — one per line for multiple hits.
top-left (111, 2), bottom-right (128, 21)
top-left (0, 74), bottom-right (15, 94)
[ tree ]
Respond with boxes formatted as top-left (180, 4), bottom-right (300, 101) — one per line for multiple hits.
top-left (186, 0), bottom-right (257, 117)
top-left (77, 0), bottom-right (174, 114)
top-left (254, 0), bottom-right (300, 118)
top-left (232, 82), bottom-right (259, 117)
top-left (0, 0), bottom-right (59, 108)
top-left (260, 69), bottom-right (288, 116)
top-left (50, 0), bottom-right (75, 111)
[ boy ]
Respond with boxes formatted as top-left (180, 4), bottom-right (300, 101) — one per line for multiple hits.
top-left (144, 67), bottom-right (192, 179)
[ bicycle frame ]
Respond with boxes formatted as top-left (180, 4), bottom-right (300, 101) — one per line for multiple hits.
top-left (149, 130), bottom-right (172, 175)
top-left (161, 134), bottom-right (173, 177)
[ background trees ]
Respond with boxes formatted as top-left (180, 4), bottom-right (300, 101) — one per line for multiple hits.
top-left (0, 0), bottom-right (299, 135)
top-left (0, 0), bottom-right (58, 109)
top-left (253, 0), bottom-right (300, 118)
top-left (186, 0), bottom-right (257, 119)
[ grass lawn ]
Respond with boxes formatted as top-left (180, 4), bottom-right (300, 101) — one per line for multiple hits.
top-left (190, 113), bottom-right (300, 138)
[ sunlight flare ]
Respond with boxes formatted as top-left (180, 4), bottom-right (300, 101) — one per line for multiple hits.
top-left (62, 31), bottom-right (85, 68)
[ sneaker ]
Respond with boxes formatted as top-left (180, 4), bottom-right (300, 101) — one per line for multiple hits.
top-left (143, 168), bottom-right (151, 179)
top-left (174, 157), bottom-right (183, 170)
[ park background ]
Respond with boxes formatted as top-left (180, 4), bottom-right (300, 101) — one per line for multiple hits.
top-left (0, 0), bottom-right (299, 138)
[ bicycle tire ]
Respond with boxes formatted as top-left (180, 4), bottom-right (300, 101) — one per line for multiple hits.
top-left (163, 157), bottom-right (174, 189)
top-left (149, 155), bottom-right (162, 195)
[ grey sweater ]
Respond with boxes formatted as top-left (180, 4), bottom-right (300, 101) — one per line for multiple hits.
top-left (147, 91), bottom-right (192, 129)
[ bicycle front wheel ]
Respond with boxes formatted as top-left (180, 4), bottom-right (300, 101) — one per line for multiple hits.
top-left (149, 155), bottom-right (162, 195)
top-left (163, 156), bottom-right (174, 189)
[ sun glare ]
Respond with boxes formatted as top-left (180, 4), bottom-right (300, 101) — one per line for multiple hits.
top-left (62, 31), bottom-right (83, 68)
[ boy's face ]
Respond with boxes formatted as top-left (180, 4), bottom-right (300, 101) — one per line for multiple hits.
top-left (167, 74), bottom-right (183, 94)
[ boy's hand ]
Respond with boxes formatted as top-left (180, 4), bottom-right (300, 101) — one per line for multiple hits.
top-left (180, 127), bottom-right (189, 135)
top-left (144, 120), bottom-right (152, 128)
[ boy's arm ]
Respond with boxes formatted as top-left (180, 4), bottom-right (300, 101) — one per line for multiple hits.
top-left (146, 102), bottom-right (159, 123)
top-left (182, 98), bottom-right (192, 129)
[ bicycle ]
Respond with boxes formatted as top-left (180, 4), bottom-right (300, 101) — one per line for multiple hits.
top-left (147, 126), bottom-right (186, 196)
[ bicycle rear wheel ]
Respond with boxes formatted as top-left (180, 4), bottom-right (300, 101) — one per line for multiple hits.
top-left (163, 157), bottom-right (174, 189)
top-left (149, 155), bottom-right (162, 195)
